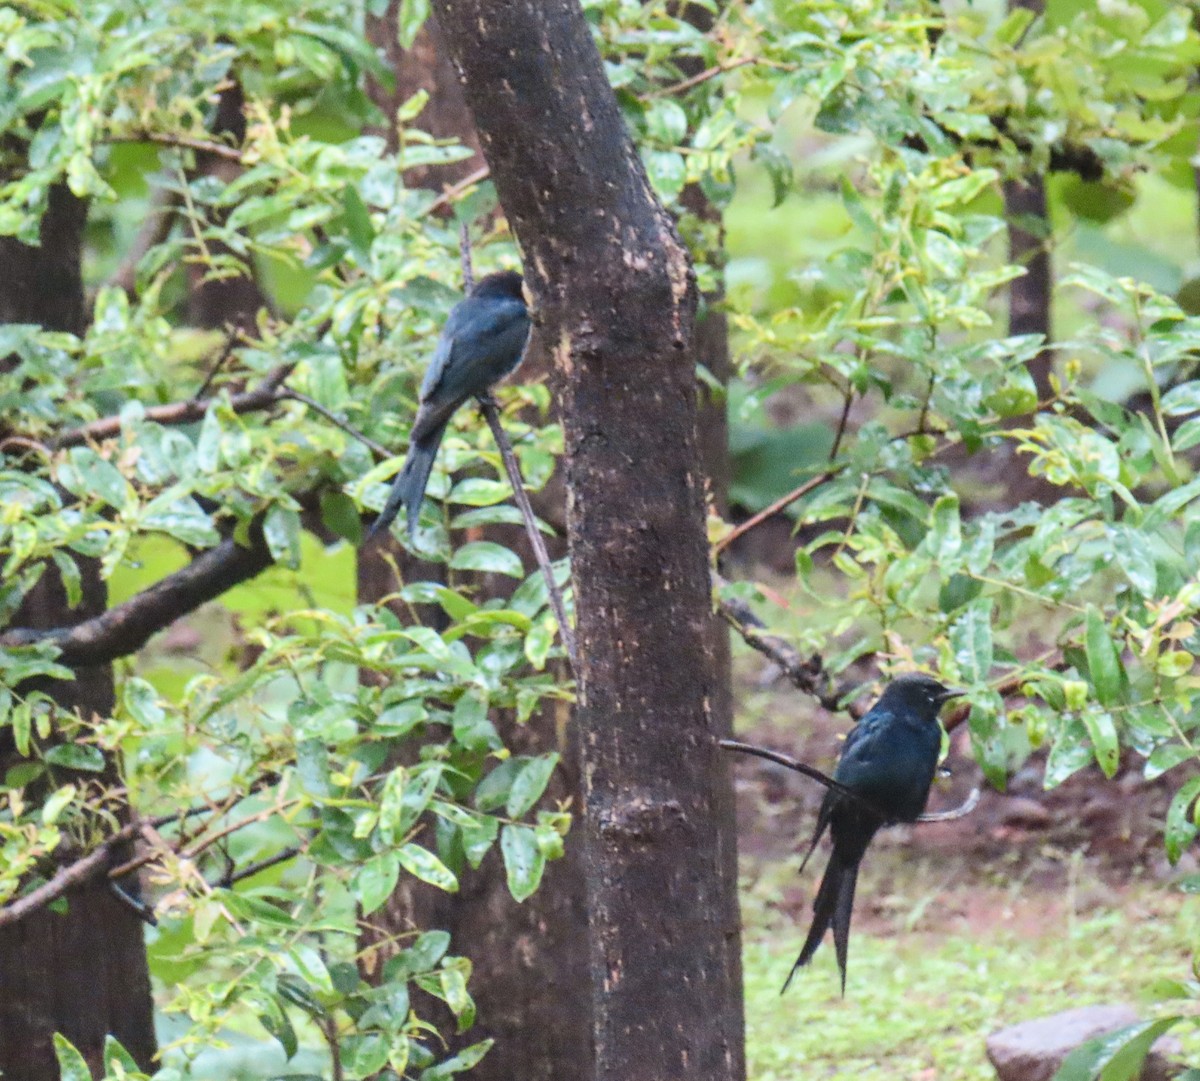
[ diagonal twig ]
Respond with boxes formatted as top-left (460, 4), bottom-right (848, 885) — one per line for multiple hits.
top-left (719, 739), bottom-right (980, 824)
top-left (478, 396), bottom-right (578, 673)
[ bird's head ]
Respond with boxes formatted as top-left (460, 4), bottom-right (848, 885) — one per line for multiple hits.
top-left (877, 673), bottom-right (963, 721)
top-left (470, 270), bottom-right (525, 303)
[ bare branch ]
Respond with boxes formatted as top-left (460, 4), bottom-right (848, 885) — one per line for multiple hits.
top-left (722, 738), bottom-right (980, 824)
top-left (52, 363), bottom-right (293, 449)
top-left (642, 56), bottom-right (790, 100)
top-left (0, 527), bottom-right (274, 666)
top-left (713, 469), bottom-right (840, 555)
top-left (280, 388), bottom-right (391, 459)
top-left (0, 820), bottom-right (141, 930)
top-left (106, 132), bottom-right (244, 162)
top-left (713, 573), bottom-right (855, 715)
top-left (479, 395), bottom-right (578, 673)
top-left (422, 164), bottom-right (491, 219)
top-left (219, 844), bottom-right (302, 887)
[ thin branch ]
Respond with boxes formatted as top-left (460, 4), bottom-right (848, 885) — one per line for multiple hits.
top-left (918, 787), bottom-right (981, 822)
top-left (459, 221), bottom-right (475, 291)
top-left (829, 387), bottom-right (854, 462)
top-left (713, 573), bottom-right (852, 714)
top-left (719, 739), bottom-right (872, 807)
top-left (0, 526), bottom-right (275, 666)
top-left (0, 820), bottom-right (141, 930)
top-left (902, 114), bottom-right (1106, 182)
top-left (52, 363), bottom-right (293, 448)
top-left (108, 879), bottom-right (158, 925)
top-left (479, 395), bottom-right (578, 673)
top-left (713, 469), bottom-right (841, 555)
top-left (423, 164), bottom-right (491, 219)
top-left (107, 132), bottom-right (244, 162)
top-left (219, 844), bottom-right (302, 887)
top-left (280, 389), bottom-right (390, 459)
top-left (192, 328), bottom-right (242, 401)
top-left (720, 739), bottom-right (980, 824)
top-left (642, 56), bottom-right (791, 100)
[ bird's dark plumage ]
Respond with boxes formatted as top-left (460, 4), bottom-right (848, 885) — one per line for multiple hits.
top-left (371, 270), bottom-right (530, 539)
top-left (785, 673), bottom-right (961, 995)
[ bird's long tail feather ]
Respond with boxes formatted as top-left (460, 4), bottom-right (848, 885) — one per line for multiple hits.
top-left (368, 422), bottom-right (447, 539)
top-left (783, 853), bottom-right (859, 996)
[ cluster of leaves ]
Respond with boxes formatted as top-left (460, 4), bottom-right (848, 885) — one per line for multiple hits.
top-left (1, 0), bottom-right (573, 1077)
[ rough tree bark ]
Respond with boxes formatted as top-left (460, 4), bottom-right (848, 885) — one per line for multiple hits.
top-left (358, 12), bottom-right (593, 1079)
top-left (431, 3), bottom-right (744, 1078)
top-left (1005, 0), bottom-right (1053, 400)
top-left (0, 186), bottom-right (157, 1080)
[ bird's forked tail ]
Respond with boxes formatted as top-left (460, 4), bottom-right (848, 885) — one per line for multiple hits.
top-left (368, 423), bottom-right (447, 540)
top-left (782, 851), bottom-right (859, 997)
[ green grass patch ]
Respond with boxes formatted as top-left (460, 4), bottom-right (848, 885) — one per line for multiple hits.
top-left (744, 884), bottom-right (1200, 1079)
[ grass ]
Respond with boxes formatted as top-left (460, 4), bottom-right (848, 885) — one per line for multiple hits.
top-left (741, 862), bottom-right (1200, 1080)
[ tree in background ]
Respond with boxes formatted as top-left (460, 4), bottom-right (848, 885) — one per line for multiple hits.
top-left (4, 1), bottom-right (1200, 1080)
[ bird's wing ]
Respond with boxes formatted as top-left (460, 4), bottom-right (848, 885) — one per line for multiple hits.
top-left (419, 296), bottom-right (528, 404)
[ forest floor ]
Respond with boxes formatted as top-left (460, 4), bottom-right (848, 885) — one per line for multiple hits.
top-left (730, 647), bottom-right (1200, 1080)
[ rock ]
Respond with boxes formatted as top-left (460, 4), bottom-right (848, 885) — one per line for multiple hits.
top-left (998, 796), bottom-right (1052, 830)
top-left (986, 1004), bottom-right (1183, 1081)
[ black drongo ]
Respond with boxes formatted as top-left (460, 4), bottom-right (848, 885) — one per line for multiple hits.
top-left (370, 270), bottom-right (530, 539)
top-left (785, 673), bottom-right (961, 995)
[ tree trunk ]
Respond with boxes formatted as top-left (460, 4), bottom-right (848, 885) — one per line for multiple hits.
top-left (1005, 0), bottom-right (1052, 399)
top-left (185, 78), bottom-right (270, 331)
top-left (1005, 176), bottom-right (1052, 398)
top-left (0, 186), bottom-right (157, 1080)
top-left (432, 4), bottom-right (744, 1078)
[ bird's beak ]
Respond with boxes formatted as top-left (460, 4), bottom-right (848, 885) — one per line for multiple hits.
top-left (938, 689), bottom-right (966, 707)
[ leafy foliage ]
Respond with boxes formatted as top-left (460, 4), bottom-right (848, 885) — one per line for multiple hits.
top-left (5, 0), bottom-right (1200, 1075)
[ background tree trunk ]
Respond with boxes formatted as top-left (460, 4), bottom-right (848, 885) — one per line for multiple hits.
top-left (1005, 0), bottom-right (1053, 399)
top-left (0, 186), bottom-right (157, 1080)
top-left (358, 11), bottom-right (594, 1080)
top-left (432, 3), bottom-right (745, 1078)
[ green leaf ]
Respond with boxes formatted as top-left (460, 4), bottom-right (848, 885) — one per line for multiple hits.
top-left (398, 0), bottom-right (431, 48)
top-left (1052, 1017), bottom-right (1182, 1081)
top-left (440, 963), bottom-right (475, 1031)
top-left (51, 551), bottom-right (82, 608)
top-left (52, 1034), bottom-right (92, 1081)
top-left (288, 943), bottom-right (334, 995)
top-left (263, 505), bottom-right (302, 568)
top-left (927, 495), bottom-right (962, 562)
top-left (43, 743), bottom-right (105, 772)
top-left (500, 823), bottom-right (545, 902)
top-left (448, 478), bottom-right (510, 506)
top-left (1045, 716), bottom-right (1093, 789)
top-left (449, 541), bottom-right (524, 578)
top-left (1081, 709), bottom-right (1119, 778)
top-left (460, 813), bottom-right (498, 869)
top-left (64, 447), bottom-right (130, 510)
top-left (101, 1036), bottom-right (140, 1075)
top-left (1109, 526), bottom-right (1157, 597)
top-left (1145, 743), bottom-right (1193, 780)
top-left (1085, 606), bottom-right (1124, 706)
top-left (41, 783), bottom-right (76, 825)
top-left (123, 677), bottom-right (164, 727)
top-left (949, 598), bottom-right (994, 684)
top-left (398, 843), bottom-right (459, 892)
top-left (320, 489), bottom-right (362, 544)
top-left (1166, 776), bottom-right (1200, 863)
top-left (419, 1039), bottom-right (494, 1080)
top-left (475, 758), bottom-right (521, 812)
top-left (506, 753), bottom-right (559, 817)
top-left (356, 852), bottom-right (401, 915)
top-left (341, 186), bottom-right (375, 265)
